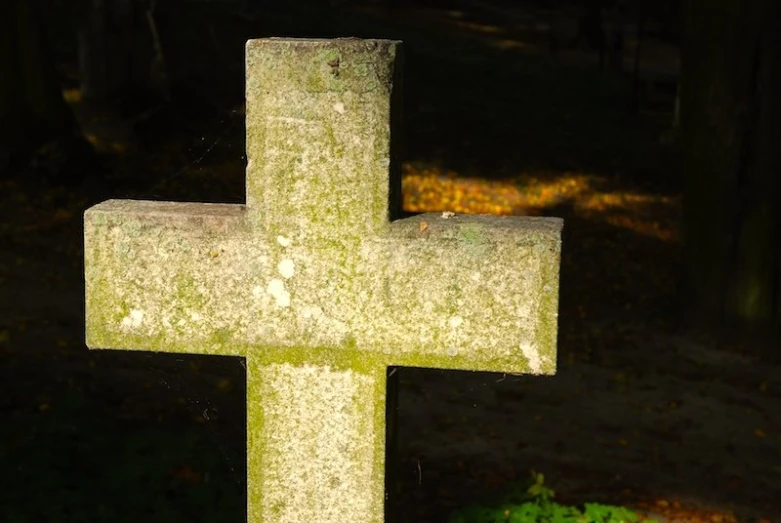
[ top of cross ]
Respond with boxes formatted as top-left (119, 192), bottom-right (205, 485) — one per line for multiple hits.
top-left (245, 38), bottom-right (404, 242)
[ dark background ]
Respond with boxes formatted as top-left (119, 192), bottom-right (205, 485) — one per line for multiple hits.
top-left (1, 0), bottom-right (779, 522)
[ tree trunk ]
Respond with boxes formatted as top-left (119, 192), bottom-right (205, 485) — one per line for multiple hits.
top-left (680, 0), bottom-right (781, 338)
top-left (0, 0), bottom-right (78, 167)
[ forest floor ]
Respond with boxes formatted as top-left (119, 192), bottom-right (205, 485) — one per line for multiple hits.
top-left (2, 1), bottom-right (780, 522)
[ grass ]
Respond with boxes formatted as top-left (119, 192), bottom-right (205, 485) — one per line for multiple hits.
top-left (448, 472), bottom-right (657, 523)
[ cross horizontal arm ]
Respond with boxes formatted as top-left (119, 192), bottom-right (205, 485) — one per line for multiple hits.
top-left (85, 200), bottom-right (561, 374)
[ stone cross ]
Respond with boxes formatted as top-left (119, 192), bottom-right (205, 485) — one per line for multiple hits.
top-left (84, 38), bottom-right (562, 523)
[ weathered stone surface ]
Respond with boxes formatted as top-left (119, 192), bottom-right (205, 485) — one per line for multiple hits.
top-left (84, 38), bottom-right (562, 523)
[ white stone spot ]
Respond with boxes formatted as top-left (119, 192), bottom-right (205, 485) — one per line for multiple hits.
top-left (333, 102), bottom-right (345, 114)
top-left (471, 271), bottom-right (481, 282)
top-left (301, 305), bottom-right (323, 320)
top-left (446, 346), bottom-right (458, 357)
top-left (448, 316), bottom-right (463, 329)
top-left (517, 304), bottom-right (532, 319)
top-left (422, 301), bottom-right (435, 313)
top-left (442, 211), bottom-right (456, 218)
top-left (267, 278), bottom-right (291, 308)
top-left (520, 341), bottom-right (542, 373)
top-left (191, 312), bottom-right (202, 322)
top-left (120, 309), bottom-right (144, 328)
top-left (278, 259), bottom-right (295, 279)
top-left (276, 236), bottom-right (291, 247)
top-left (252, 285), bottom-right (264, 298)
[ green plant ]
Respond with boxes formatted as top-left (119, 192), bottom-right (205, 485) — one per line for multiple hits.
top-left (448, 470), bottom-right (656, 523)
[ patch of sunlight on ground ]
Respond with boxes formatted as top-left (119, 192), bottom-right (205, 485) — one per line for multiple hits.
top-left (62, 88), bottom-right (82, 104)
top-left (401, 163), bottom-right (679, 242)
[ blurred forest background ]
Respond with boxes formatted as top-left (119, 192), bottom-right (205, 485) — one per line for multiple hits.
top-left (1, 0), bottom-right (779, 522)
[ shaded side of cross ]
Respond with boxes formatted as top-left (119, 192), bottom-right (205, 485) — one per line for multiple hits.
top-left (84, 38), bottom-right (562, 523)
